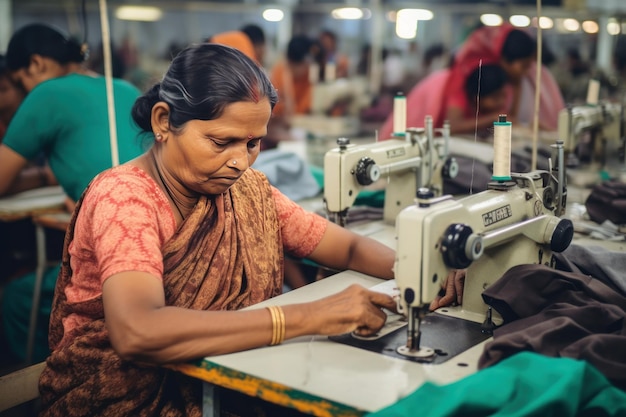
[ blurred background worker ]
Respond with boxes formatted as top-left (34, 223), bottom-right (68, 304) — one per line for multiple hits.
top-left (0, 23), bottom-right (144, 364)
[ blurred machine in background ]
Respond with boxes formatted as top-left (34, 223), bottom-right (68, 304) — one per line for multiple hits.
top-left (557, 102), bottom-right (625, 170)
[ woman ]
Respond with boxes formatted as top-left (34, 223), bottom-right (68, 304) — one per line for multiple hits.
top-left (443, 23), bottom-right (564, 134)
top-left (0, 23), bottom-right (144, 364)
top-left (0, 23), bottom-right (143, 199)
top-left (36, 43), bottom-right (459, 416)
top-left (0, 54), bottom-right (25, 142)
top-left (378, 64), bottom-right (509, 140)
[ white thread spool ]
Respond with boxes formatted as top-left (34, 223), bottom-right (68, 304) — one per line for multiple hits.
top-left (393, 92), bottom-right (406, 137)
top-left (309, 62), bottom-right (320, 84)
top-left (325, 62), bottom-right (336, 82)
top-left (586, 79), bottom-right (600, 106)
top-left (492, 115), bottom-right (512, 181)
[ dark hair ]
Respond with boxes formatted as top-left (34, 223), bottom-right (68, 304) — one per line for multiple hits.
top-left (287, 35), bottom-right (313, 63)
top-left (500, 29), bottom-right (536, 63)
top-left (320, 29), bottom-right (337, 43)
top-left (6, 23), bottom-right (86, 70)
top-left (615, 35), bottom-right (626, 73)
top-left (465, 64), bottom-right (508, 100)
top-left (0, 54), bottom-right (8, 77)
top-left (240, 24), bottom-right (265, 47)
top-left (132, 43), bottom-right (278, 134)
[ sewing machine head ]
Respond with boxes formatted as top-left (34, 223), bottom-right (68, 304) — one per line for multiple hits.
top-left (323, 117), bottom-right (457, 226)
top-left (557, 102), bottom-right (624, 167)
top-left (310, 77), bottom-right (371, 116)
top-left (394, 139), bottom-right (573, 357)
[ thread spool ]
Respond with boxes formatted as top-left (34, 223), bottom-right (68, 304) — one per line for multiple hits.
top-left (393, 92), bottom-right (406, 137)
top-left (325, 62), bottom-right (336, 82)
top-left (586, 79), bottom-right (600, 106)
top-left (309, 62), bottom-right (320, 84)
top-left (492, 115), bottom-right (512, 181)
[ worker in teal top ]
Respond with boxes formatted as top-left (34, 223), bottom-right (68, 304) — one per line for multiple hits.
top-left (0, 23), bottom-right (143, 201)
top-left (0, 23), bottom-right (143, 364)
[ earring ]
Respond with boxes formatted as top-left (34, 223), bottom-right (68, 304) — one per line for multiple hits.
top-left (232, 160), bottom-right (238, 165)
top-left (155, 133), bottom-right (162, 141)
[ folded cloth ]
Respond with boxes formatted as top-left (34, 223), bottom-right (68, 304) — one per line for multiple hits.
top-left (479, 264), bottom-right (626, 391)
top-left (367, 352), bottom-right (626, 417)
top-left (254, 149), bottom-right (320, 202)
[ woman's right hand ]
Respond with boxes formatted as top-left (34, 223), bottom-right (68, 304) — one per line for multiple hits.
top-left (307, 284), bottom-right (397, 337)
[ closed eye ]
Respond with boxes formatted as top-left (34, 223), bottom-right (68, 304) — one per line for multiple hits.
top-left (248, 139), bottom-right (261, 150)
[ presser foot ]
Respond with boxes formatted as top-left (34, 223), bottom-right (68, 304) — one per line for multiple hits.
top-left (396, 345), bottom-right (435, 358)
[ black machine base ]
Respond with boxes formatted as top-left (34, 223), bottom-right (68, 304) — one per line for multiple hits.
top-left (329, 313), bottom-right (492, 365)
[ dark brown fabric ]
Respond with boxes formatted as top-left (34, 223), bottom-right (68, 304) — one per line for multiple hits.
top-left (39, 168), bottom-right (284, 416)
top-left (585, 180), bottom-right (626, 225)
top-left (479, 264), bottom-right (626, 391)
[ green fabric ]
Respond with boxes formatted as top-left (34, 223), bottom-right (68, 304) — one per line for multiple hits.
top-left (1, 264), bottom-right (61, 363)
top-left (368, 352), bottom-right (626, 417)
top-left (3, 74), bottom-right (144, 201)
top-left (310, 165), bottom-right (385, 208)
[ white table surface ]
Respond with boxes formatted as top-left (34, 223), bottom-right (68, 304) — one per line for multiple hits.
top-left (197, 271), bottom-right (487, 414)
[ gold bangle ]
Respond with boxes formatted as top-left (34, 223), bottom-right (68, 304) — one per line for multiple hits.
top-left (267, 305), bottom-right (285, 346)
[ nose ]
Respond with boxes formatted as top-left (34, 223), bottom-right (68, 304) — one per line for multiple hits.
top-left (228, 146), bottom-right (250, 170)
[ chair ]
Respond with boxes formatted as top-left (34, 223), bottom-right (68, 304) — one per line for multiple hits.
top-left (0, 362), bottom-right (45, 412)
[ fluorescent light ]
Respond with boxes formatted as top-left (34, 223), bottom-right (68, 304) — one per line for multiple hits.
top-left (331, 7), bottom-right (364, 20)
top-left (263, 8), bottom-right (284, 22)
top-left (395, 8), bottom-right (433, 39)
top-left (607, 21), bottom-right (621, 35)
top-left (480, 14), bottom-right (503, 27)
top-left (562, 18), bottom-right (580, 32)
top-left (397, 8), bottom-right (433, 21)
top-left (581, 20), bottom-right (599, 34)
top-left (115, 6), bottom-right (162, 22)
top-left (532, 16), bottom-right (553, 29)
top-left (509, 15), bottom-right (530, 27)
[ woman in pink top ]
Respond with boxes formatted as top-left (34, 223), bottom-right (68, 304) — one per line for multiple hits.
top-left (444, 24), bottom-right (563, 134)
top-left (380, 24), bottom-right (564, 139)
top-left (37, 43), bottom-right (462, 416)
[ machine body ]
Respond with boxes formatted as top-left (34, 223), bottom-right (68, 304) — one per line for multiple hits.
top-left (557, 102), bottom-right (625, 167)
top-left (394, 141), bottom-right (573, 357)
top-left (324, 118), bottom-right (456, 226)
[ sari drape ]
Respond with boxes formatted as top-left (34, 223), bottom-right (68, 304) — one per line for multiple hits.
top-left (39, 169), bottom-right (284, 416)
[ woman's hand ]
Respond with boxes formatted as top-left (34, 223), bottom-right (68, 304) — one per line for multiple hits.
top-left (429, 269), bottom-right (466, 311)
top-left (308, 284), bottom-right (397, 337)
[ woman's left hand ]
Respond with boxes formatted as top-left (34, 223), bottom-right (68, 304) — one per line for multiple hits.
top-left (428, 269), bottom-right (465, 311)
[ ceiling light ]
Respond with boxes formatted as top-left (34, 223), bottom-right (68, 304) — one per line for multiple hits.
top-left (562, 18), bottom-right (580, 32)
top-left (607, 21), bottom-right (621, 35)
top-left (581, 20), bottom-right (599, 34)
top-left (115, 6), bottom-right (163, 22)
top-left (532, 16), bottom-right (553, 29)
top-left (509, 15), bottom-right (530, 27)
top-left (263, 8), bottom-right (284, 22)
top-left (331, 7), bottom-right (364, 20)
top-left (480, 14), bottom-right (503, 27)
top-left (397, 8), bottom-right (433, 21)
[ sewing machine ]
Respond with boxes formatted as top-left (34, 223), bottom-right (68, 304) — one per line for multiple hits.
top-left (393, 139), bottom-right (574, 359)
top-left (323, 117), bottom-right (457, 226)
top-left (291, 77), bottom-right (371, 139)
top-left (557, 102), bottom-right (625, 168)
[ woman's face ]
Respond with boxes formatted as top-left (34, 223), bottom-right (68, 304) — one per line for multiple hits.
top-left (480, 88), bottom-right (508, 114)
top-left (163, 98), bottom-right (272, 195)
top-left (11, 56), bottom-right (66, 92)
top-left (0, 75), bottom-right (24, 117)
